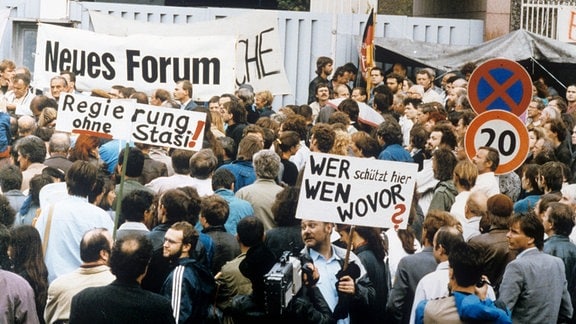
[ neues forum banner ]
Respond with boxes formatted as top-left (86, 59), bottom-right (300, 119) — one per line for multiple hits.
top-left (34, 23), bottom-right (236, 101)
top-left (89, 11), bottom-right (292, 96)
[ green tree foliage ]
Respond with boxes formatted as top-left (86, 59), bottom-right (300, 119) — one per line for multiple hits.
top-left (278, 0), bottom-right (310, 11)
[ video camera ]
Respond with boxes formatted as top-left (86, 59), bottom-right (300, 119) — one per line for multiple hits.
top-left (263, 251), bottom-right (303, 315)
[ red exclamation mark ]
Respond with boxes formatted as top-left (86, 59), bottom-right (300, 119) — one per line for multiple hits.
top-left (188, 121), bottom-right (205, 148)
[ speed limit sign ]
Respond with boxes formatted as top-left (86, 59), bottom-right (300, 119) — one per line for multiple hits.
top-left (464, 110), bottom-right (530, 175)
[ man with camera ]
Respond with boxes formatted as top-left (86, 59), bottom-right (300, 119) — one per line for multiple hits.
top-left (298, 219), bottom-right (375, 324)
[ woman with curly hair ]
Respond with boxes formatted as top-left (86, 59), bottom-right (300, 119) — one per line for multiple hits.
top-left (10, 225), bottom-right (49, 323)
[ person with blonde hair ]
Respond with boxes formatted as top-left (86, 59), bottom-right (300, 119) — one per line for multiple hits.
top-left (255, 90), bottom-right (274, 117)
top-left (450, 160), bottom-right (478, 223)
top-left (210, 110), bottom-right (225, 138)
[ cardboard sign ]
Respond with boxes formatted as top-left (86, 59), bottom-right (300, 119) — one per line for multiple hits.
top-left (296, 152), bottom-right (417, 230)
top-left (89, 11), bottom-right (292, 95)
top-left (56, 93), bottom-right (206, 150)
top-left (34, 23), bottom-right (236, 101)
top-left (56, 93), bottom-right (134, 140)
top-left (131, 103), bottom-right (206, 150)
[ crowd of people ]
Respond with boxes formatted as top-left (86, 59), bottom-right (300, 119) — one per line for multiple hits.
top-left (1, 54), bottom-right (576, 324)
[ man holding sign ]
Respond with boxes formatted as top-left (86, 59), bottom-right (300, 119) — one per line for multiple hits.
top-left (299, 219), bottom-right (375, 324)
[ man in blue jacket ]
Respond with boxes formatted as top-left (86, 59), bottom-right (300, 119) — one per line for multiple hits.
top-left (161, 221), bottom-right (215, 324)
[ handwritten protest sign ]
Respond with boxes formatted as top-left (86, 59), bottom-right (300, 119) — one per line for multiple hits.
top-left (131, 103), bottom-right (206, 150)
top-left (35, 23), bottom-right (236, 101)
top-left (56, 93), bottom-right (206, 150)
top-left (89, 11), bottom-right (291, 95)
top-left (56, 93), bottom-right (134, 140)
top-left (296, 152), bottom-right (417, 230)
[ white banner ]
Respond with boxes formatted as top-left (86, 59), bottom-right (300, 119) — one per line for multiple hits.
top-left (0, 9), bottom-right (10, 46)
top-left (558, 6), bottom-right (576, 43)
top-left (35, 23), bottom-right (236, 101)
top-left (56, 93), bottom-right (206, 150)
top-left (295, 152), bottom-right (417, 230)
top-left (90, 11), bottom-right (292, 95)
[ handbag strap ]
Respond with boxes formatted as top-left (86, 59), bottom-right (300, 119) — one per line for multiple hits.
top-left (41, 205), bottom-right (55, 257)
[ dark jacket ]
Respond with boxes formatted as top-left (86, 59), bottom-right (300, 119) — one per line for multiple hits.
top-left (355, 245), bottom-right (390, 323)
top-left (202, 225), bottom-right (241, 275)
top-left (265, 225), bottom-right (304, 259)
top-left (70, 279), bottom-right (175, 324)
top-left (161, 258), bottom-right (216, 324)
top-left (544, 234), bottom-right (576, 321)
top-left (143, 223), bottom-right (214, 293)
top-left (387, 246), bottom-right (437, 324)
top-left (468, 228), bottom-right (517, 294)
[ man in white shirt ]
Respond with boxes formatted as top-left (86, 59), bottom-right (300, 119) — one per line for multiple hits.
top-left (471, 146), bottom-right (500, 198)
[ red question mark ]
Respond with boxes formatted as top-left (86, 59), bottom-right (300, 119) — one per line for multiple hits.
top-left (391, 203), bottom-right (406, 230)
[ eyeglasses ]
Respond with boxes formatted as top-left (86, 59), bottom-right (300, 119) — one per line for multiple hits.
top-left (163, 238), bottom-right (182, 244)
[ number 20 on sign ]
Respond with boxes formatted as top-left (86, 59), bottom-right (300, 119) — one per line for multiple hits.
top-left (464, 110), bottom-right (530, 175)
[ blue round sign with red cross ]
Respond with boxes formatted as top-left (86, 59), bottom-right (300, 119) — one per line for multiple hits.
top-left (468, 58), bottom-right (532, 117)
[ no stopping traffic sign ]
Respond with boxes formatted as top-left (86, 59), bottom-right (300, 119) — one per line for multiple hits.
top-left (468, 58), bottom-right (532, 117)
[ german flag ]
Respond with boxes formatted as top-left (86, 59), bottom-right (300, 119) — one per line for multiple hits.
top-left (361, 8), bottom-right (375, 93)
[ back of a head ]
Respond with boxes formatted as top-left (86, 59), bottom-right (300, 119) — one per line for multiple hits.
top-left (201, 194), bottom-right (229, 226)
top-left (0, 164), bottom-right (22, 192)
top-left (171, 149), bottom-right (194, 175)
top-left (161, 189), bottom-right (192, 224)
top-left (121, 190), bottom-right (154, 223)
top-left (66, 160), bottom-right (98, 197)
top-left (453, 160), bottom-right (477, 191)
top-left (547, 202), bottom-right (575, 236)
top-left (253, 149), bottom-right (280, 179)
top-left (16, 135), bottom-right (46, 164)
top-left (449, 242), bottom-right (484, 287)
top-left (272, 186), bottom-right (301, 227)
top-left (178, 186), bottom-right (203, 225)
top-left (311, 123), bottom-right (336, 153)
top-left (237, 134), bottom-right (264, 161)
top-left (465, 191), bottom-right (488, 218)
top-left (9, 225), bottom-right (43, 270)
top-left (433, 146), bottom-right (457, 181)
top-left (236, 216), bottom-right (264, 248)
top-left (118, 147), bottom-right (145, 178)
top-left (110, 234), bottom-right (153, 282)
top-left (212, 168), bottom-right (235, 191)
top-left (0, 223), bottom-right (9, 267)
top-left (281, 115), bottom-right (307, 141)
top-left (377, 115), bottom-right (403, 146)
top-left (434, 226), bottom-right (464, 256)
top-left (0, 195), bottom-right (15, 227)
top-left (218, 137), bottom-right (237, 160)
top-left (189, 149), bottom-right (218, 179)
top-left (49, 132), bottom-right (71, 154)
top-left (80, 228), bottom-right (112, 263)
top-left (487, 194), bottom-right (513, 228)
top-left (423, 210), bottom-right (460, 245)
top-left (540, 161), bottom-right (564, 192)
